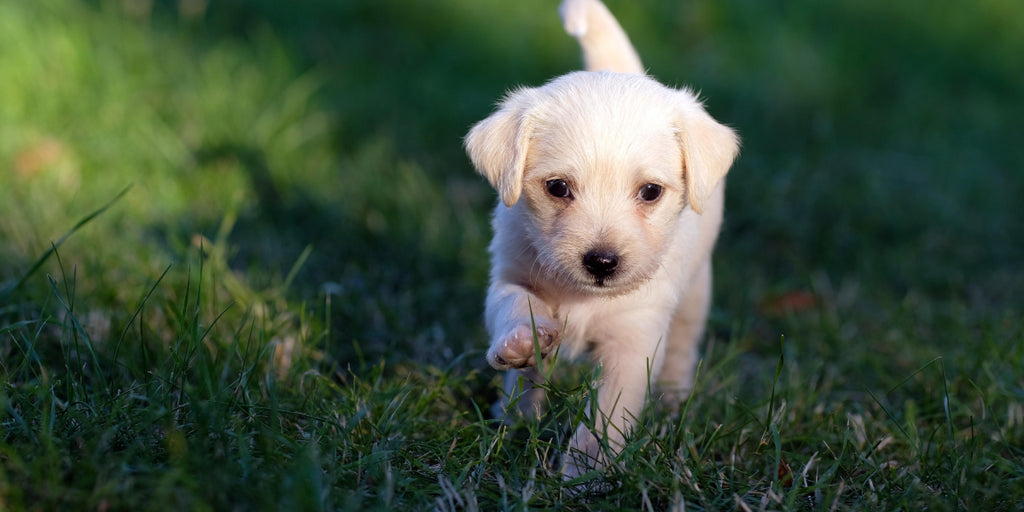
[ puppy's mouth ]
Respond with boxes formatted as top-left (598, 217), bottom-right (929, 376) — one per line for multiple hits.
top-left (578, 272), bottom-right (640, 296)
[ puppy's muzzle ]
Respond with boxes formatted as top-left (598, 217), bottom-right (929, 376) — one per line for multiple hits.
top-left (583, 249), bottom-right (619, 281)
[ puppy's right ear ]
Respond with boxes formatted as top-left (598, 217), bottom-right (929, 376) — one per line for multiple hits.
top-left (464, 89), bottom-right (537, 207)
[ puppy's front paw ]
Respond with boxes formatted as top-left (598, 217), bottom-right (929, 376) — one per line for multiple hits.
top-left (487, 320), bottom-right (559, 370)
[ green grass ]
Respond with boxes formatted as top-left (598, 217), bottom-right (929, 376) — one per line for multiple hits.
top-left (1, 0), bottom-right (1022, 509)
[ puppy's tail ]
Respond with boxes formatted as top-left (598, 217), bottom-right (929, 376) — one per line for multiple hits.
top-left (559, 0), bottom-right (643, 74)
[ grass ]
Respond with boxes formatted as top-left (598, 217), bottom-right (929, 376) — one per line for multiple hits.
top-left (1, 0), bottom-right (1022, 509)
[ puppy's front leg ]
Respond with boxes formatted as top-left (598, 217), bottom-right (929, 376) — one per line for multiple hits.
top-left (563, 335), bottom-right (663, 479)
top-left (485, 281), bottom-right (560, 370)
top-left (486, 281), bottom-right (560, 418)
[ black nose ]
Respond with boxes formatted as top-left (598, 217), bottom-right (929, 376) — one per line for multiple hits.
top-left (583, 250), bottom-right (619, 279)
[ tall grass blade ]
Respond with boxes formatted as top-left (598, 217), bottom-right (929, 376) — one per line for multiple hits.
top-left (0, 185), bottom-right (131, 301)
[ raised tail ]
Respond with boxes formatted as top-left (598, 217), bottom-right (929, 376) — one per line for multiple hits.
top-left (559, 0), bottom-right (643, 74)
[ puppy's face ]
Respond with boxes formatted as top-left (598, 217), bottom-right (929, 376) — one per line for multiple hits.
top-left (466, 72), bottom-right (738, 295)
top-left (517, 101), bottom-right (685, 294)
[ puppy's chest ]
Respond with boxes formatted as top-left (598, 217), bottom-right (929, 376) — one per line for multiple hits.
top-left (550, 301), bottom-right (628, 357)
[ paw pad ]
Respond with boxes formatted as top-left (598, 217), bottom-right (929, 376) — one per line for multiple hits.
top-left (488, 322), bottom-right (559, 369)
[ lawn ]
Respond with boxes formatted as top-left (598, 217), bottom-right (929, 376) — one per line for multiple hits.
top-left (1, 0), bottom-right (1022, 510)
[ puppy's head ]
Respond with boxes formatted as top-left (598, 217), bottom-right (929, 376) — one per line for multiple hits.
top-left (466, 71), bottom-right (738, 294)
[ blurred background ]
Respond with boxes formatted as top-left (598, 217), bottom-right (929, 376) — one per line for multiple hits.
top-left (2, 0), bottom-right (1021, 371)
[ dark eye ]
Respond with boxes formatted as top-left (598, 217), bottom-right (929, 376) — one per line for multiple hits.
top-left (546, 179), bottom-right (572, 199)
top-left (638, 183), bottom-right (663, 202)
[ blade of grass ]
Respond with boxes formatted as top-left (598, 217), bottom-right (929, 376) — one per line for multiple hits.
top-left (113, 263), bottom-right (173, 367)
top-left (0, 185), bottom-right (131, 301)
top-left (761, 335), bottom-right (786, 443)
top-left (46, 273), bottom-right (111, 398)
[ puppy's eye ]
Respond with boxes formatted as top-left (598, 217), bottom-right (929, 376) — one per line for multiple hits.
top-left (638, 183), bottom-right (663, 202)
top-left (546, 179), bottom-right (572, 199)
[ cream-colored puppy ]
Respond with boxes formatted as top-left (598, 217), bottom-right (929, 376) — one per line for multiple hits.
top-left (465, 0), bottom-right (739, 478)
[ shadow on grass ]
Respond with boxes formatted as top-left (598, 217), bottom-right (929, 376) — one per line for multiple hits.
top-left (179, 139), bottom-right (490, 367)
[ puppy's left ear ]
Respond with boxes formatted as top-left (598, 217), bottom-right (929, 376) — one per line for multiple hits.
top-left (674, 95), bottom-right (740, 214)
top-left (464, 88), bottom-right (538, 207)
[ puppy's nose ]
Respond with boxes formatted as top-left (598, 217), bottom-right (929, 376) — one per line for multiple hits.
top-left (583, 250), bottom-right (619, 279)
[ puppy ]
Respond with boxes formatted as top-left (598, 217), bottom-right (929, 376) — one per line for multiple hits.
top-left (464, 0), bottom-right (739, 478)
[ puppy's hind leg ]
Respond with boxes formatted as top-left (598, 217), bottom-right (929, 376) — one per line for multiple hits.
top-left (491, 368), bottom-right (547, 423)
top-left (658, 260), bottom-right (712, 410)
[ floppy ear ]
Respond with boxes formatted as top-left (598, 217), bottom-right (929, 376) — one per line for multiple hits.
top-left (464, 89), bottom-right (538, 207)
top-left (674, 95), bottom-right (740, 214)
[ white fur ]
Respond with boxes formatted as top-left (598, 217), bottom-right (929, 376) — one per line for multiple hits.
top-left (464, 0), bottom-right (739, 479)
